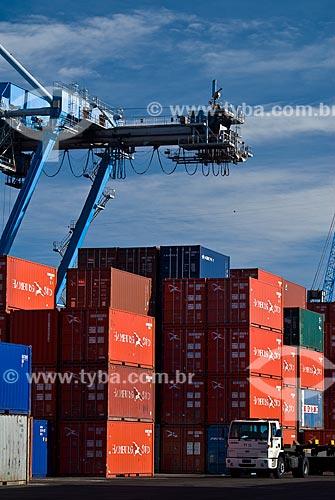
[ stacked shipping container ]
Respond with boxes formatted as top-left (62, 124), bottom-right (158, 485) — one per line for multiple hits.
top-left (0, 343), bottom-right (32, 484)
top-left (58, 267), bottom-right (155, 477)
top-left (283, 307), bottom-right (324, 438)
top-left (307, 302), bottom-right (335, 432)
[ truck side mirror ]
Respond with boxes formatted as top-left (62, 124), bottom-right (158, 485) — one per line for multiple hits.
top-left (275, 429), bottom-right (282, 438)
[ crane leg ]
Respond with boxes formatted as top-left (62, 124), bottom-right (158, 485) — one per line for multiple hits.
top-left (55, 148), bottom-right (117, 305)
top-left (0, 116), bottom-right (66, 255)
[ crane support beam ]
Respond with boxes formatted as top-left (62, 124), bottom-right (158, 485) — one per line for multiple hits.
top-left (0, 44), bottom-right (53, 104)
top-left (323, 232), bottom-right (335, 302)
top-left (55, 149), bottom-right (116, 305)
top-left (0, 115), bottom-right (66, 255)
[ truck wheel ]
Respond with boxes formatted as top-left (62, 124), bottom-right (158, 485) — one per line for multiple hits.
top-left (230, 470), bottom-right (241, 478)
top-left (273, 456), bottom-right (285, 479)
top-left (298, 457), bottom-right (309, 478)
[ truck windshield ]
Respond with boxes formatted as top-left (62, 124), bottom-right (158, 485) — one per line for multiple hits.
top-left (229, 422), bottom-right (269, 441)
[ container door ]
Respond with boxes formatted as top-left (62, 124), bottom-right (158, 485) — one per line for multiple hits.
top-left (32, 420), bottom-right (49, 478)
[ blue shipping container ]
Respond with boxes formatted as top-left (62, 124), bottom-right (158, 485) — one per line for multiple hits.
top-left (32, 420), bottom-right (49, 478)
top-left (160, 245), bottom-right (230, 279)
top-left (206, 425), bottom-right (230, 475)
top-left (299, 389), bottom-right (323, 429)
top-left (0, 343), bottom-right (32, 414)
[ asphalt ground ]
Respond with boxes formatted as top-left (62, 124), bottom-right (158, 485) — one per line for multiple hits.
top-left (0, 474), bottom-right (335, 500)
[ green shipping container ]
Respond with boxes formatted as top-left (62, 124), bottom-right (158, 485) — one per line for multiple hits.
top-left (284, 307), bottom-right (324, 352)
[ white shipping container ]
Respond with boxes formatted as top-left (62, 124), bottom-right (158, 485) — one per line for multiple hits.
top-left (0, 415), bottom-right (30, 485)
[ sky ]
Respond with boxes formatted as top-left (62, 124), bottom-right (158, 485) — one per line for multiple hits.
top-left (0, 0), bottom-right (334, 291)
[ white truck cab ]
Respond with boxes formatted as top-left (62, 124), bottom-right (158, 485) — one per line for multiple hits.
top-left (226, 419), bottom-right (284, 478)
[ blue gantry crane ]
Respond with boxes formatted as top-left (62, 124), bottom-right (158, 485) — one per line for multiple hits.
top-left (309, 213), bottom-right (335, 302)
top-left (0, 43), bottom-right (252, 306)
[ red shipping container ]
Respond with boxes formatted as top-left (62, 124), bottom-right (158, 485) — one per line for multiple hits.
top-left (59, 364), bottom-right (154, 420)
top-left (0, 312), bottom-right (9, 342)
top-left (66, 268), bottom-right (151, 315)
top-left (207, 325), bottom-right (282, 377)
top-left (206, 375), bottom-right (282, 423)
top-left (61, 308), bottom-right (155, 367)
top-left (324, 323), bottom-right (335, 361)
top-left (78, 247), bottom-right (118, 269)
top-left (162, 326), bottom-right (206, 374)
top-left (0, 255), bottom-right (56, 311)
top-left (207, 277), bottom-right (283, 331)
top-left (299, 348), bottom-right (324, 390)
top-left (10, 309), bottom-right (59, 365)
top-left (230, 268), bottom-right (283, 288)
top-left (282, 427), bottom-right (298, 445)
top-left (160, 425), bottom-right (205, 473)
top-left (301, 429), bottom-right (335, 445)
top-left (58, 420), bottom-right (154, 476)
top-left (160, 376), bottom-right (205, 424)
top-left (307, 302), bottom-right (335, 324)
top-left (162, 279), bottom-right (207, 325)
top-left (324, 396), bottom-right (335, 429)
top-left (117, 247), bottom-right (160, 316)
top-left (31, 365), bottom-right (58, 418)
top-left (281, 385), bottom-right (298, 427)
top-left (283, 279), bottom-right (306, 309)
top-left (282, 345), bottom-right (298, 386)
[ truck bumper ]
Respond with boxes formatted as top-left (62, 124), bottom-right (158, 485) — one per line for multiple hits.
top-left (226, 457), bottom-right (278, 471)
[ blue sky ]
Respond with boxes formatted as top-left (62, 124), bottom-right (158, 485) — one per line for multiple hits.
top-left (0, 0), bottom-right (334, 290)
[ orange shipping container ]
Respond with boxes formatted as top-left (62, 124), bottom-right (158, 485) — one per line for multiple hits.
top-left (59, 364), bottom-right (155, 420)
top-left (0, 255), bottom-right (56, 311)
top-left (207, 277), bottom-right (283, 331)
top-left (281, 385), bottom-right (298, 427)
top-left (249, 278), bottom-right (283, 332)
top-left (282, 427), bottom-right (298, 445)
top-left (299, 348), bottom-right (324, 391)
top-left (230, 268), bottom-right (283, 288)
top-left (283, 279), bottom-right (306, 309)
top-left (66, 268), bottom-right (151, 315)
top-left (58, 420), bottom-right (154, 476)
top-left (282, 345), bottom-right (298, 386)
top-left (207, 325), bottom-right (282, 376)
top-left (249, 376), bottom-right (282, 420)
top-left (61, 308), bottom-right (154, 367)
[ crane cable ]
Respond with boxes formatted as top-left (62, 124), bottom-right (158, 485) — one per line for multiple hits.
top-left (311, 211), bottom-right (335, 290)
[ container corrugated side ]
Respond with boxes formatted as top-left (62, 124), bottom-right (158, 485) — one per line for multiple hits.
top-left (0, 415), bottom-right (30, 484)
top-left (206, 325), bottom-right (282, 377)
top-left (58, 420), bottom-right (154, 476)
top-left (162, 279), bottom-right (207, 325)
top-left (32, 420), bottom-right (49, 478)
top-left (59, 364), bottom-right (155, 420)
top-left (10, 309), bottom-right (59, 365)
top-left (284, 307), bottom-right (324, 352)
top-left (66, 267), bottom-right (151, 315)
top-left (61, 308), bottom-right (155, 368)
top-left (207, 277), bottom-right (283, 331)
top-left (0, 255), bottom-right (56, 311)
top-left (160, 425), bottom-right (205, 473)
top-left (283, 279), bottom-right (306, 308)
top-left (299, 389), bottom-right (323, 429)
top-left (230, 268), bottom-right (283, 288)
top-left (0, 342), bottom-right (32, 414)
top-left (160, 245), bottom-right (229, 279)
top-left (78, 247), bottom-right (118, 268)
top-left (206, 425), bottom-right (229, 475)
top-left (206, 375), bottom-right (282, 423)
top-left (0, 312), bottom-right (9, 342)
